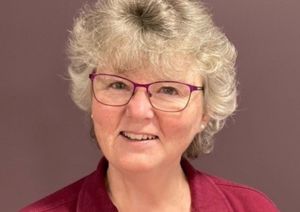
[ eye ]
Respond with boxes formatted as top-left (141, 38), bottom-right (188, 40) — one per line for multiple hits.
top-left (158, 86), bottom-right (179, 95)
top-left (109, 81), bottom-right (128, 90)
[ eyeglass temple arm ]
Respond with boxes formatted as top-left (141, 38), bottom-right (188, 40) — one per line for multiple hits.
top-left (193, 86), bottom-right (204, 91)
top-left (89, 69), bottom-right (97, 80)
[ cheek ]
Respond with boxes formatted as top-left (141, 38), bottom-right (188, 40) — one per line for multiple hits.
top-left (93, 107), bottom-right (110, 126)
top-left (159, 109), bottom-right (203, 142)
top-left (91, 101), bottom-right (125, 157)
top-left (91, 101), bottom-right (122, 137)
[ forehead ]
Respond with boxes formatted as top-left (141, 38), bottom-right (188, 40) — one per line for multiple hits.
top-left (97, 66), bottom-right (202, 84)
top-left (97, 56), bottom-right (202, 84)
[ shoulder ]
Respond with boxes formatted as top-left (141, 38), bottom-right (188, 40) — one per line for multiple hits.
top-left (20, 158), bottom-right (113, 212)
top-left (19, 175), bottom-right (88, 212)
top-left (203, 173), bottom-right (280, 212)
top-left (181, 159), bottom-right (280, 211)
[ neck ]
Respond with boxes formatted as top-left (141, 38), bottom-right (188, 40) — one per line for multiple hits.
top-left (106, 159), bottom-right (191, 212)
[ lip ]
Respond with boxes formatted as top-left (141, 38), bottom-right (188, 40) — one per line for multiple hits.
top-left (120, 131), bottom-right (159, 141)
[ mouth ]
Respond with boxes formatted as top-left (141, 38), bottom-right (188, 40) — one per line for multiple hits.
top-left (120, 131), bottom-right (159, 142)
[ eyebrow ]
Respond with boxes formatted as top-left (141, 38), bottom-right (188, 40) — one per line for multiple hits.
top-left (118, 72), bottom-right (169, 82)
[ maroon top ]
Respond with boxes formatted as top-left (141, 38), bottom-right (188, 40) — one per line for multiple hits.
top-left (21, 158), bottom-right (279, 212)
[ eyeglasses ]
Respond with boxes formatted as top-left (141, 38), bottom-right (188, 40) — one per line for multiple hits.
top-left (89, 72), bottom-right (204, 112)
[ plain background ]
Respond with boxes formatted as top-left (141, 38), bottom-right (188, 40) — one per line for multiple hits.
top-left (1, 0), bottom-right (299, 211)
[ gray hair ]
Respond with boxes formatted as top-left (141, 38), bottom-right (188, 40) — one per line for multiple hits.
top-left (67, 0), bottom-right (237, 159)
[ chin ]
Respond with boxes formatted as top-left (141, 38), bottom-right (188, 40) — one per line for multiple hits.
top-left (111, 153), bottom-right (163, 173)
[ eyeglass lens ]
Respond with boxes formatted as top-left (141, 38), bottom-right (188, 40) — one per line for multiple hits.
top-left (92, 74), bottom-right (192, 112)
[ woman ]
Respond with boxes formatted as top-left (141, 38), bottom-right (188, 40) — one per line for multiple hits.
top-left (21, 0), bottom-right (279, 211)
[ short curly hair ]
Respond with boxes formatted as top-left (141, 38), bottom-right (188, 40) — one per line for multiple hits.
top-left (67, 0), bottom-right (237, 159)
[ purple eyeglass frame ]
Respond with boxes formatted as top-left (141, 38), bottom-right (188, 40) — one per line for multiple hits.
top-left (89, 71), bottom-right (204, 112)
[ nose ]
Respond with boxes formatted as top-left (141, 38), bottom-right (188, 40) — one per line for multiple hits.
top-left (125, 88), bottom-right (154, 119)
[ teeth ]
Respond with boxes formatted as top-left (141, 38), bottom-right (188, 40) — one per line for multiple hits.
top-left (122, 132), bottom-right (157, 141)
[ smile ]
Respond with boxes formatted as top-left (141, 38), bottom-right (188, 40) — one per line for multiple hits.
top-left (120, 131), bottom-right (159, 142)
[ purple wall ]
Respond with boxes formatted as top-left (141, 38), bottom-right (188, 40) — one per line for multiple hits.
top-left (1, 0), bottom-right (299, 211)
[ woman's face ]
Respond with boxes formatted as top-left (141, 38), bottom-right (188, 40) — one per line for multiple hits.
top-left (92, 67), bottom-right (208, 172)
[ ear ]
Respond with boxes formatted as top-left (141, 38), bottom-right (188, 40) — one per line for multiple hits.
top-left (199, 113), bottom-right (210, 132)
